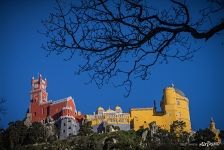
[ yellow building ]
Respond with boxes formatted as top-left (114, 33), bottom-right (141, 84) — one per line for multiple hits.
top-left (86, 84), bottom-right (191, 133)
top-left (130, 84), bottom-right (191, 132)
top-left (86, 106), bottom-right (130, 132)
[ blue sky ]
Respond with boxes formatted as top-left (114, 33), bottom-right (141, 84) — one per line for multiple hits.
top-left (0, 0), bottom-right (223, 131)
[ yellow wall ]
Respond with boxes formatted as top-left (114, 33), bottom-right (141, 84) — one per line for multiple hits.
top-left (86, 86), bottom-right (192, 133)
top-left (130, 108), bottom-right (165, 130)
top-left (130, 86), bottom-right (191, 132)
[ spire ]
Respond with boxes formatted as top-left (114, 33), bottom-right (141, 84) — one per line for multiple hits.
top-left (31, 76), bottom-right (35, 84)
top-left (211, 117), bottom-right (214, 122)
top-left (38, 73), bottom-right (42, 81)
top-left (210, 117), bottom-right (216, 130)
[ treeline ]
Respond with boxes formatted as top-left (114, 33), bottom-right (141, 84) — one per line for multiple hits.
top-left (0, 121), bottom-right (58, 150)
top-left (0, 120), bottom-right (223, 150)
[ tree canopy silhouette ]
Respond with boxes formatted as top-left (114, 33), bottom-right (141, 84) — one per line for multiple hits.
top-left (41, 0), bottom-right (224, 96)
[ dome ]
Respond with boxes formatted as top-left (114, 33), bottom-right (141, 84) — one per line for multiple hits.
top-left (169, 83), bottom-right (186, 97)
top-left (96, 106), bottom-right (105, 114)
top-left (174, 88), bottom-right (186, 97)
top-left (97, 106), bottom-right (104, 111)
top-left (115, 106), bottom-right (121, 110)
top-left (115, 106), bottom-right (122, 113)
top-left (106, 108), bottom-right (115, 113)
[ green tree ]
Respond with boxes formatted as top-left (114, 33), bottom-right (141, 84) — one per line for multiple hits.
top-left (135, 126), bottom-right (146, 138)
top-left (170, 120), bottom-right (186, 133)
top-left (0, 128), bottom-right (8, 150)
top-left (6, 121), bottom-right (28, 149)
top-left (194, 128), bottom-right (216, 144)
top-left (78, 121), bottom-right (94, 136)
top-left (170, 120), bottom-right (189, 144)
top-left (26, 122), bottom-right (47, 144)
top-left (219, 130), bottom-right (224, 142)
top-left (154, 128), bottom-right (170, 144)
top-left (105, 125), bottom-right (120, 132)
top-left (113, 126), bottom-right (120, 131)
top-left (105, 125), bottom-right (112, 133)
top-left (103, 130), bottom-right (141, 150)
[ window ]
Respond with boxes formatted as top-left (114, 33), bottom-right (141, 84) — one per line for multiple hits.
top-left (63, 130), bottom-right (65, 133)
top-left (64, 123), bottom-right (66, 126)
top-left (34, 112), bottom-right (36, 116)
top-left (68, 126), bottom-right (71, 129)
top-left (176, 100), bottom-right (180, 105)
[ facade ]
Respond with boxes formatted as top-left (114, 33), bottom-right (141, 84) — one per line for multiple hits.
top-left (130, 84), bottom-right (191, 132)
top-left (25, 75), bottom-right (192, 138)
top-left (86, 106), bottom-right (130, 132)
top-left (86, 84), bottom-right (191, 132)
top-left (59, 117), bottom-right (80, 139)
top-left (25, 74), bottom-right (84, 139)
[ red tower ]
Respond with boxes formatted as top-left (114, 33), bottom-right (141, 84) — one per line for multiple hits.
top-left (31, 74), bottom-right (48, 104)
top-left (25, 74), bottom-right (84, 124)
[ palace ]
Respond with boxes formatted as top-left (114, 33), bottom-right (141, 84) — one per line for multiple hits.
top-left (25, 74), bottom-right (192, 138)
top-left (25, 74), bottom-right (84, 139)
top-left (130, 85), bottom-right (191, 132)
top-left (86, 106), bottom-right (130, 132)
top-left (87, 84), bottom-right (192, 132)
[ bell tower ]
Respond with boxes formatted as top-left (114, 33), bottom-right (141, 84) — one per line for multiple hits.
top-left (31, 74), bottom-right (48, 104)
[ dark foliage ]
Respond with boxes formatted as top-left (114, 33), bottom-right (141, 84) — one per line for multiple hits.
top-left (194, 128), bottom-right (216, 144)
top-left (0, 119), bottom-right (223, 149)
top-left (78, 121), bottom-right (94, 136)
top-left (26, 122), bottom-right (47, 144)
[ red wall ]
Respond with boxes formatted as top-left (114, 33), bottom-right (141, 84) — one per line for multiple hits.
top-left (29, 75), bottom-right (83, 123)
top-left (30, 98), bottom-right (77, 123)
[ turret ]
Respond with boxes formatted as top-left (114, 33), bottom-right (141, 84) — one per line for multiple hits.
top-left (162, 84), bottom-right (191, 132)
top-left (210, 117), bottom-right (216, 130)
top-left (209, 117), bottom-right (221, 143)
top-left (164, 84), bottom-right (176, 105)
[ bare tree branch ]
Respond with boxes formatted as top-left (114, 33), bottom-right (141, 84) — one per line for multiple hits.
top-left (41, 0), bottom-right (224, 96)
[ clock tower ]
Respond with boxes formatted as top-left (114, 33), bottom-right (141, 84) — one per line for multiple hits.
top-left (31, 74), bottom-right (48, 104)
